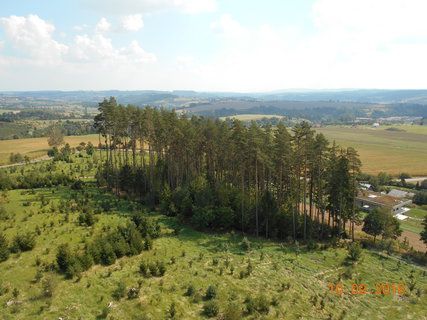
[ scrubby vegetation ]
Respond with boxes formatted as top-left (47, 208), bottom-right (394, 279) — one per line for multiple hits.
top-left (0, 99), bottom-right (425, 319)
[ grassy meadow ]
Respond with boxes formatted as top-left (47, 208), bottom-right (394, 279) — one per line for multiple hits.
top-left (315, 125), bottom-right (427, 175)
top-left (0, 134), bottom-right (100, 165)
top-left (0, 156), bottom-right (426, 319)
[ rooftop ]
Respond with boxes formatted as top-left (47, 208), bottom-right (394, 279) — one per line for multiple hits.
top-left (356, 191), bottom-right (408, 207)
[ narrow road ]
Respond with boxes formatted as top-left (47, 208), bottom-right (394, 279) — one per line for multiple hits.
top-left (0, 155), bottom-right (52, 169)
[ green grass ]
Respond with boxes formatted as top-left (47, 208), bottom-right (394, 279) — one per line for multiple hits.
top-left (400, 219), bottom-right (424, 234)
top-left (406, 207), bottom-right (427, 220)
top-left (0, 165), bottom-right (426, 318)
top-left (0, 157), bottom-right (426, 319)
top-left (358, 124), bottom-right (427, 135)
top-left (316, 125), bottom-right (427, 175)
top-left (400, 207), bottom-right (427, 234)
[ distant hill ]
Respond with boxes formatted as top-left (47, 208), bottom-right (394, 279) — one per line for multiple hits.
top-left (3, 89), bottom-right (427, 105)
top-left (1, 89), bottom-right (426, 121)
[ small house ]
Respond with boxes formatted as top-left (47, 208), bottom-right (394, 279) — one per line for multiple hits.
top-left (355, 191), bottom-right (412, 215)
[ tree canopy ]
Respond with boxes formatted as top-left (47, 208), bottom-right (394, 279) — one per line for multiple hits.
top-left (93, 97), bottom-right (362, 241)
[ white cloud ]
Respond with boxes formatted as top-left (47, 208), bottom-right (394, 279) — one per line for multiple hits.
top-left (210, 14), bottom-right (249, 41)
top-left (176, 55), bottom-right (194, 64)
top-left (0, 14), bottom-right (157, 90)
top-left (119, 40), bottom-right (157, 63)
top-left (0, 14), bottom-right (68, 65)
top-left (312, 0), bottom-right (427, 40)
top-left (73, 24), bottom-right (88, 31)
top-left (95, 17), bottom-right (111, 34)
top-left (121, 14), bottom-right (144, 32)
top-left (69, 34), bottom-right (156, 65)
top-left (196, 2), bottom-right (427, 91)
top-left (82, 0), bottom-right (217, 15)
top-left (178, 0), bottom-right (217, 14)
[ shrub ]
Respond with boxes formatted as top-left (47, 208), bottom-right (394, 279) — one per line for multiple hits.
top-left (11, 232), bottom-right (36, 252)
top-left (169, 302), bottom-right (177, 319)
top-left (149, 262), bottom-right (158, 276)
top-left (127, 287), bottom-right (139, 299)
top-left (78, 210), bottom-right (96, 226)
top-left (246, 262), bottom-right (253, 276)
top-left (245, 295), bottom-right (269, 314)
top-left (205, 285), bottom-right (217, 300)
top-left (241, 237), bottom-right (250, 251)
top-left (42, 274), bottom-right (56, 298)
top-left (347, 242), bottom-right (363, 262)
top-left (245, 296), bottom-right (256, 314)
top-left (12, 288), bottom-right (19, 298)
top-left (112, 281), bottom-right (127, 300)
top-left (158, 261), bottom-right (167, 276)
top-left (100, 306), bottom-right (110, 319)
top-left (254, 295), bottom-right (269, 313)
top-left (203, 300), bottom-right (219, 317)
top-left (223, 302), bottom-right (242, 320)
top-left (0, 232), bottom-right (10, 262)
top-left (185, 284), bottom-right (195, 296)
top-left (144, 236), bottom-right (153, 250)
top-left (139, 260), bottom-right (149, 276)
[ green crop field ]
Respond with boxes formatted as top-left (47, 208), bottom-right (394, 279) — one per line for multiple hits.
top-left (315, 125), bottom-right (427, 176)
top-left (406, 207), bottom-right (427, 220)
top-left (0, 134), bottom-right (100, 165)
top-left (0, 156), bottom-right (426, 319)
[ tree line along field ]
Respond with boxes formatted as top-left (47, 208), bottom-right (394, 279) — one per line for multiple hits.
top-left (314, 125), bottom-right (427, 176)
top-left (0, 134), bottom-right (100, 165)
top-left (0, 155), bottom-right (426, 319)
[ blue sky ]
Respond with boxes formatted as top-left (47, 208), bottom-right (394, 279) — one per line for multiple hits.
top-left (0, 0), bottom-right (426, 91)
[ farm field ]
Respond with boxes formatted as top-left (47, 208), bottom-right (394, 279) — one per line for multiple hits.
top-left (0, 110), bottom-right (16, 114)
top-left (406, 207), bottom-right (427, 220)
top-left (0, 180), bottom-right (426, 319)
top-left (315, 125), bottom-right (427, 175)
top-left (0, 134), bottom-right (99, 165)
top-left (220, 114), bottom-right (285, 121)
top-left (358, 124), bottom-right (427, 135)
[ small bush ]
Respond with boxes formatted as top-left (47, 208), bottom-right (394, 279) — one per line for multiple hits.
top-left (11, 232), bottom-right (36, 252)
top-left (347, 242), bottom-right (363, 262)
top-left (241, 237), bottom-right (250, 251)
top-left (203, 300), bottom-right (219, 317)
top-left (158, 261), bottom-right (167, 276)
top-left (223, 302), bottom-right (242, 320)
top-left (0, 232), bottom-right (10, 262)
top-left (185, 284), bottom-right (195, 296)
top-left (100, 306), bottom-right (110, 319)
top-left (149, 262), bottom-right (158, 276)
top-left (245, 295), bottom-right (269, 314)
top-left (205, 285), bottom-right (217, 300)
top-left (169, 302), bottom-right (177, 319)
top-left (112, 281), bottom-right (127, 300)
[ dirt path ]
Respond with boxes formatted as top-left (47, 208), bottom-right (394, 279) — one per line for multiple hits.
top-left (0, 155), bottom-right (52, 169)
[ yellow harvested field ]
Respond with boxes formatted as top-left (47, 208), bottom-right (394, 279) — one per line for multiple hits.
top-left (0, 134), bottom-right (100, 165)
top-left (315, 125), bottom-right (427, 175)
top-left (220, 114), bottom-right (285, 121)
